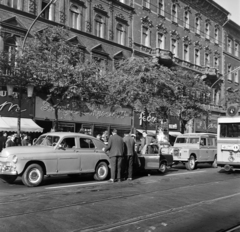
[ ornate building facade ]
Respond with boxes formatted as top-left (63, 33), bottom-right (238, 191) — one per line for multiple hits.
top-left (0, 0), bottom-right (238, 135)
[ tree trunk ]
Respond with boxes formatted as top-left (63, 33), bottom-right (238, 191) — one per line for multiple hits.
top-left (53, 107), bottom-right (59, 131)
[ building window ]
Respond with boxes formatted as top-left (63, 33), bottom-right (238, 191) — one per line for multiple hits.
top-left (40, 1), bottom-right (54, 20)
top-left (205, 53), bottom-right (210, 67)
top-left (116, 24), bottom-right (125, 45)
top-left (183, 44), bottom-right (189, 61)
top-left (195, 17), bottom-right (200, 34)
top-left (205, 23), bottom-right (210, 39)
top-left (195, 49), bottom-right (200, 65)
top-left (184, 11), bottom-right (189, 28)
top-left (227, 64), bottom-right (232, 80)
top-left (234, 71), bottom-right (239, 83)
top-left (157, 33), bottom-right (165, 49)
top-left (214, 28), bottom-right (219, 44)
top-left (95, 15), bottom-right (104, 38)
top-left (7, 0), bottom-right (21, 9)
top-left (171, 39), bottom-right (178, 57)
top-left (235, 43), bottom-right (239, 57)
top-left (159, 0), bottom-right (164, 16)
top-left (228, 38), bottom-right (233, 53)
top-left (142, 27), bottom-right (150, 47)
top-left (143, 0), bottom-right (150, 8)
top-left (4, 37), bottom-right (16, 69)
top-left (70, 5), bottom-right (80, 29)
top-left (172, 4), bottom-right (177, 23)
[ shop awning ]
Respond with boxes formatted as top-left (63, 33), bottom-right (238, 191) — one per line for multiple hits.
top-left (169, 131), bottom-right (182, 137)
top-left (0, 117), bottom-right (43, 132)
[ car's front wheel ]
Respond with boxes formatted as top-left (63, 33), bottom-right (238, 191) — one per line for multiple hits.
top-left (1, 175), bottom-right (17, 184)
top-left (158, 162), bottom-right (167, 174)
top-left (94, 162), bottom-right (109, 181)
top-left (22, 164), bottom-right (44, 187)
top-left (186, 155), bottom-right (196, 170)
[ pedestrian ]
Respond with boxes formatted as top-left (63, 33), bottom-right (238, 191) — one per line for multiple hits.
top-left (103, 129), bottom-right (124, 182)
top-left (123, 132), bottom-right (136, 181)
top-left (96, 134), bottom-right (103, 142)
top-left (2, 132), bottom-right (7, 149)
top-left (6, 134), bottom-right (16, 147)
top-left (21, 134), bottom-right (29, 146)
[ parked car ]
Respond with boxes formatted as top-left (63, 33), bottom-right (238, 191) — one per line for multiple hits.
top-left (136, 142), bottom-right (175, 173)
top-left (173, 133), bottom-right (217, 170)
top-left (0, 132), bottom-right (110, 187)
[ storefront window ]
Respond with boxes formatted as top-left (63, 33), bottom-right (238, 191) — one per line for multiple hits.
top-left (58, 122), bottom-right (75, 132)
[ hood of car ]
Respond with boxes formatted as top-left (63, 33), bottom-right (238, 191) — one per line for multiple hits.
top-left (1, 146), bottom-right (55, 157)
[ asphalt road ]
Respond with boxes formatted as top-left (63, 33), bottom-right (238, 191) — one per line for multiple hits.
top-left (1, 164), bottom-right (240, 232)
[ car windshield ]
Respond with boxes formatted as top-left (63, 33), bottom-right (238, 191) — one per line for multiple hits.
top-left (175, 137), bottom-right (188, 143)
top-left (35, 135), bottom-right (60, 146)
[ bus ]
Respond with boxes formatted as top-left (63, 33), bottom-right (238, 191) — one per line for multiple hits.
top-left (217, 116), bottom-right (240, 172)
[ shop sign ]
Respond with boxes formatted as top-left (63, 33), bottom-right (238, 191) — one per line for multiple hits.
top-left (35, 97), bottom-right (132, 126)
top-left (134, 111), bottom-right (180, 131)
top-left (0, 91), bottom-right (34, 118)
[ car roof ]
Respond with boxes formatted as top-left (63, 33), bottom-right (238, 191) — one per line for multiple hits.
top-left (41, 132), bottom-right (95, 139)
top-left (177, 133), bottom-right (216, 137)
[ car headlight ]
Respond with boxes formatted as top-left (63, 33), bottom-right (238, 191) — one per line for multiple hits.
top-left (12, 155), bottom-right (18, 164)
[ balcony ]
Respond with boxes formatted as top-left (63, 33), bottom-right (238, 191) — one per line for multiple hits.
top-left (152, 48), bottom-right (173, 63)
top-left (205, 67), bottom-right (218, 76)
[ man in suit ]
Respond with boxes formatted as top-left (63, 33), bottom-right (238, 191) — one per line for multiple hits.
top-left (123, 133), bottom-right (136, 181)
top-left (103, 129), bottom-right (124, 182)
top-left (6, 134), bottom-right (16, 147)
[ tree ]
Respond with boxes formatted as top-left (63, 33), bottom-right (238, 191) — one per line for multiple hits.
top-left (24, 26), bottom-right (106, 131)
top-left (0, 41), bottom-right (36, 136)
top-left (170, 67), bottom-right (212, 134)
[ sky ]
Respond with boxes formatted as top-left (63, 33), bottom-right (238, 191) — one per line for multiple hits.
top-left (214, 0), bottom-right (240, 25)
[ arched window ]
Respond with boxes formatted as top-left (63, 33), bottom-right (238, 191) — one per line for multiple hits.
top-left (4, 37), bottom-right (16, 66)
top-left (95, 15), bottom-right (104, 38)
top-left (195, 17), bottom-right (200, 34)
top-left (116, 24), bottom-right (125, 45)
top-left (7, 0), bottom-right (21, 9)
top-left (157, 33), bottom-right (164, 49)
top-left (70, 5), bottom-right (80, 29)
top-left (184, 11), bottom-right (189, 28)
top-left (158, 0), bottom-right (164, 16)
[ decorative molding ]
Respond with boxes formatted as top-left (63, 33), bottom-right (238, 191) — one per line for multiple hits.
top-left (156, 24), bottom-right (168, 34)
top-left (29, 0), bottom-right (37, 14)
top-left (86, 21), bottom-right (91, 33)
top-left (109, 30), bottom-right (114, 41)
top-left (194, 41), bottom-right (203, 50)
top-left (171, 0), bottom-right (180, 7)
top-left (204, 45), bottom-right (212, 54)
top-left (142, 6), bottom-right (151, 13)
top-left (214, 50), bottom-right (221, 58)
top-left (170, 30), bottom-right (180, 40)
top-left (182, 35), bottom-right (192, 45)
top-left (129, 37), bottom-right (132, 47)
top-left (195, 12), bottom-right (202, 20)
top-left (59, 11), bottom-right (66, 24)
top-left (94, 4), bottom-right (107, 14)
top-left (215, 24), bottom-right (220, 30)
top-left (116, 13), bottom-right (128, 24)
top-left (184, 5), bottom-right (192, 13)
top-left (141, 16), bottom-right (153, 28)
top-left (205, 18), bottom-right (212, 25)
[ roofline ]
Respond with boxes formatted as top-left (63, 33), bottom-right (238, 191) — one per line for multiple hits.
top-left (206, 0), bottom-right (230, 16)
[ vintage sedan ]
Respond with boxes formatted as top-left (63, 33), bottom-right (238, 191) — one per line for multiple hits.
top-left (0, 132), bottom-right (110, 187)
top-left (136, 143), bottom-right (175, 173)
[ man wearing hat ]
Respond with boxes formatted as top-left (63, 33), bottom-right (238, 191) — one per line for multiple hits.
top-left (103, 129), bottom-right (124, 182)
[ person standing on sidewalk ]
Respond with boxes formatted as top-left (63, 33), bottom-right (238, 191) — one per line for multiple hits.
top-left (103, 129), bottom-right (124, 182)
top-left (123, 133), bottom-right (136, 181)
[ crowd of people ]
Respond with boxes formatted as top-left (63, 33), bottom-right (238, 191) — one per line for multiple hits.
top-left (0, 132), bottom-right (32, 152)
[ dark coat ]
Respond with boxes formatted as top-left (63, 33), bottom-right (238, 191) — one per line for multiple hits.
top-left (21, 139), bottom-right (29, 146)
top-left (105, 134), bottom-right (124, 158)
top-left (123, 135), bottom-right (135, 156)
top-left (0, 136), bottom-right (5, 152)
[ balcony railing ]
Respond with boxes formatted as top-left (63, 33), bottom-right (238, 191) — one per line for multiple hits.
top-left (153, 48), bottom-right (173, 61)
top-left (205, 67), bottom-right (218, 76)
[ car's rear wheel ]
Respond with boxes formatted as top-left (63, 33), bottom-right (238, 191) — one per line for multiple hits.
top-left (212, 155), bottom-right (217, 168)
top-left (158, 162), bottom-right (167, 174)
top-left (1, 175), bottom-right (17, 184)
top-left (186, 155), bottom-right (196, 170)
top-left (22, 164), bottom-right (44, 187)
top-left (94, 162), bottom-right (109, 181)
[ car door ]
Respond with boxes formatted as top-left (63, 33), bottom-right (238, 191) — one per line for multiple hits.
top-left (75, 137), bottom-right (100, 173)
top-left (207, 137), bottom-right (216, 161)
top-left (143, 144), bottom-right (160, 169)
top-left (199, 137), bottom-right (209, 161)
top-left (57, 137), bottom-right (80, 174)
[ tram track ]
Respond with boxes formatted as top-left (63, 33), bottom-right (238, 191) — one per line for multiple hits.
top-left (0, 177), bottom-right (238, 220)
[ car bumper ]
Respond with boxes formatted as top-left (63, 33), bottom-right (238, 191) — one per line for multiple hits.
top-left (0, 163), bottom-right (18, 175)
